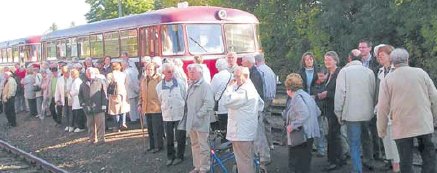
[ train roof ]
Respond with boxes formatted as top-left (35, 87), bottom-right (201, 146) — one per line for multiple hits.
top-left (42, 6), bottom-right (259, 41)
top-left (0, 35), bottom-right (41, 48)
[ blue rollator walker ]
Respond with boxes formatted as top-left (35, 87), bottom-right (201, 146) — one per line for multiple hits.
top-left (209, 130), bottom-right (261, 173)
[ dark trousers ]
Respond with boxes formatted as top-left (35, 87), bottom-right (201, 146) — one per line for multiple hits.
top-left (63, 97), bottom-right (73, 127)
top-left (361, 117), bottom-right (383, 162)
top-left (165, 121), bottom-right (186, 160)
top-left (395, 134), bottom-right (436, 173)
top-left (288, 138), bottom-right (314, 173)
top-left (4, 97), bottom-right (16, 126)
top-left (72, 109), bottom-right (86, 129)
top-left (50, 98), bottom-right (62, 124)
top-left (146, 113), bottom-right (164, 149)
top-left (327, 115), bottom-right (344, 165)
top-left (27, 98), bottom-right (37, 116)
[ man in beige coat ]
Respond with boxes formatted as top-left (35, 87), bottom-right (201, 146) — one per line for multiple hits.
top-left (183, 64), bottom-right (214, 173)
top-left (377, 48), bottom-right (437, 173)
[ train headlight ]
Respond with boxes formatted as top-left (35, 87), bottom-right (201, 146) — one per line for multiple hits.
top-left (217, 10), bottom-right (227, 20)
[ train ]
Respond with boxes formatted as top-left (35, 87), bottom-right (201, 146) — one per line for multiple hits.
top-left (0, 6), bottom-right (262, 74)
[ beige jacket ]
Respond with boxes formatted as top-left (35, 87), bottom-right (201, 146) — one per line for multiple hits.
top-left (334, 61), bottom-right (376, 122)
top-left (377, 65), bottom-right (437, 139)
top-left (2, 77), bottom-right (17, 102)
top-left (139, 74), bottom-right (162, 114)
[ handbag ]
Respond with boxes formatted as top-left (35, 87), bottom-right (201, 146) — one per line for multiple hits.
top-left (33, 85), bottom-right (41, 91)
top-left (287, 127), bottom-right (307, 147)
top-left (214, 74), bottom-right (232, 111)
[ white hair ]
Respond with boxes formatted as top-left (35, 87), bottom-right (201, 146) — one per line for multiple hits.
top-left (236, 66), bottom-right (250, 78)
top-left (215, 58), bottom-right (228, 71)
top-left (242, 56), bottom-right (255, 64)
top-left (187, 63), bottom-right (203, 75)
top-left (374, 44), bottom-right (386, 57)
top-left (254, 53), bottom-right (265, 63)
top-left (390, 48), bottom-right (409, 65)
top-left (152, 56), bottom-right (162, 67)
top-left (162, 62), bottom-right (175, 72)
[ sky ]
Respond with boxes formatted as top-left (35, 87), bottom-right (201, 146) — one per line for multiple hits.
top-left (0, 0), bottom-right (90, 41)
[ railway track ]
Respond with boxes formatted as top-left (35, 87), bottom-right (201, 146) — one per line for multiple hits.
top-left (0, 139), bottom-right (68, 173)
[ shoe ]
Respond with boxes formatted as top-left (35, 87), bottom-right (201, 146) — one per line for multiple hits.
top-left (270, 145), bottom-right (275, 150)
top-left (152, 148), bottom-right (162, 153)
top-left (74, 128), bottom-right (86, 133)
top-left (166, 159), bottom-right (174, 166)
top-left (189, 169), bottom-right (199, 173)
top-left (173, 158), bottom-right (183, 165)
top-left (68, 127), bottom-right (75, 132)
top-left (64, 127), bottom-right (69, 131)
top-left (363, 161), bottom-right (375, 171)
top-left (146, 148), bottom-right (155, 152)
top-left (35, 114), bottom-right (41, 118)
top-left (316, 153), bottom-right (325, 158)
top-left (324, 163), bottom-right (339, 171)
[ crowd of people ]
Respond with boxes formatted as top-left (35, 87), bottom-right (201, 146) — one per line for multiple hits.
top-left (0, 38), bottom-right (436, 173)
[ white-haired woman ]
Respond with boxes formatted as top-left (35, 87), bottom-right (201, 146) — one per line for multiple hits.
top-left (39, 69), bottom-right (51, 119)
top-left (210, 58), bottom-right (232, 134)
top-left (22, 67), bottom-right (37, 117)
top-left (173, 58), bottom-right (187, 85)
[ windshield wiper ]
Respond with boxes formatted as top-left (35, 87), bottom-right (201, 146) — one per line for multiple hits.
top-left (189, 37), bottom-right (208, 53)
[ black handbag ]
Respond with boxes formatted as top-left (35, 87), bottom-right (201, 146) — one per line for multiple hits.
top-left (214, 75), bottom-right (232, 111)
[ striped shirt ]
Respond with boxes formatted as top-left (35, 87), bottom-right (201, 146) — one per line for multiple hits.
top-left (257, 64), bottom-right (277, 100)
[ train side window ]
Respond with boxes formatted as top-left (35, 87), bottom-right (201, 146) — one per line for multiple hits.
top-left (77, 36), bottom-right (90, 59)
top-left (13, 47), bottom-right (19, 63)
top-left (7, 48), bottom-right (12, 62)
top-left (46, 42), bottom-right (57, 60)
top-left (0, 49), bottom-right (4, 63)
top-left (70, 38), bottom-right (78, 58)
top-left (57, 40), bottom-right (67, 59)
top-left (104, 31), bottom-right (120, 58)
top-left (120, 29), bottom-right (138, 57)
top-left (90, 34), bottom-right (104, 58)
top-left (161, 24), bottom-right (185, 55)
top-left (140, 26), bottom-right (158, 57)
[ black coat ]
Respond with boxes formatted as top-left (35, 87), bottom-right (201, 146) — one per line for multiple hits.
top-left (299, 66), bottom-right (319, 94)
top-left (322, 67), bottom-right (341, 118)
top-left (249, 66), bottom-right (264, 99)
top-left (79, 79), bottom-right (107, 114)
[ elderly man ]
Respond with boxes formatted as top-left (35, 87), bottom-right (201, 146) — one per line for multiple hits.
top-left (226, 52), bottom-right (238, 73)
top-left (242, 56), bottom-right (264, 99)
top-left (377, 48), bottom-right (437, 173)
top-left (335, 54), bottom-right (376, 173)
top-left (223, 66), bottom-right (264, 173)
top-left (2, 71), bottom-right (17, 127)
top-left (79, 67), bottom-right (107, 144)
top-left (48, 63), bottom-right (61, 125)
top-left (122, 61), bottom-right (140, 122)
top-left (156, 62), bottom-right (187, 166)
top-left (183, 64), bottom-right (214, 173)
top-left (255, 53), bottom-right (277, 150)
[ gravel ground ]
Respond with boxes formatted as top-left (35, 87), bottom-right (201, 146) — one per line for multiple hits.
top-left (0, 111), bottom-right (434, 172)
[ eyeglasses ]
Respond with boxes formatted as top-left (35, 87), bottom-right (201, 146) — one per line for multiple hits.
top-left (50, 67), bottom-right (58, 72)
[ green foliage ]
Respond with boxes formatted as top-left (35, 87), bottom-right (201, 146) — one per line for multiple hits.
top-left (49, 23), bottom-right (58, 32)
top-left (85, 0), bottom-right (154, 23)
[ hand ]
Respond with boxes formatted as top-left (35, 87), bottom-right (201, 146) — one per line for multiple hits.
top-left (137, 105), bottom-right (141, 113)
top-left (338, 118), bottom-right (344, 125)
top-left (228, 79), bottom-right (236, 86)
top-left (318, 91), bottom-right (327, 100)
top-left (287, 124), bottom-right (293, 133)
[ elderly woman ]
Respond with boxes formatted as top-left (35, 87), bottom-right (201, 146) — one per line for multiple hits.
top-left (22, 67), bottom-right (37, 117)
top-left (210, 58), bottom-right (232, 133)
top-left (283, 73), bottom-right (320, 173)
top-left (34, 67), bottom-right (43, 118)
top-left (39, 69), bottom-right (50, 120)
top-left (70, 69), bottom-right (86, 133)
top-left (317, 51), bottom-right (345, 170)
top-left (298, 52), bottom-right (319, 94)
top-left (156, 62), bottom-right (187, 165)
top-left (139, 62), bottom-right (164, 153)
top-left (193, 56), bottom-right (211, 83)
top-left (107, 61), bottom-right (130, 132)
top-left (374, 44), bottom-right (400, 172)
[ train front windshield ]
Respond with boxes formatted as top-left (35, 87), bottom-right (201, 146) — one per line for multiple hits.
top-left (186, 24), bottom-right (224, 54)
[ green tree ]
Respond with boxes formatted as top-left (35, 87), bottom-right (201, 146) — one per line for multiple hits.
top-left (49, 23), bottom-right (58, 32)
top-left (85, 0), bottom-right (154, 23)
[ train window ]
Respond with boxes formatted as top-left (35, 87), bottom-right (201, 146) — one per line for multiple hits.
top-left (13, 47), bottom-right (19, 63)
top-left (162, 24), bottom-right (185, 55)
top-left (31, 45), bottom-right (40, 62)
top-left (186, 24), bottom-right (224, 54)
top-left (47, 42), bottom-right (57, 60)
top-left (224, 24), bottom-right (256, 53)
top-left (57, 40), bottom-right (67, 59)
top-left (0, 49), bottom-right (4, 63)
top-left (7, 48), bottom-right (13, 62)
top-left (70, 38), bottom-right (78, 58)
top-left (90, 34), bottom-right (104, 58)
top-left (77, 36), bottom-right (90, 59)
top-left (120, 29), bottom-right (138, 57)
top-left (104, 31), bottom-right (120, 58)
top-left (140, 26), bottom-right (159, 57)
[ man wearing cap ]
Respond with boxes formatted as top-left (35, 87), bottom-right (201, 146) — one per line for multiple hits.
top-left (2, 71), bottom-right (18, 127)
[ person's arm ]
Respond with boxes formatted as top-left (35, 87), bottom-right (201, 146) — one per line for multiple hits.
top-left (222, 85), bottom-right (248, 109)
top-left (334, 69), bottom-right (346, 121)
top-left (377, 79), bottom-right (390, 138)
top-left (290, 95), bottom-right (310, 129)
top-left (424, 71), bottom-right (437, 126)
